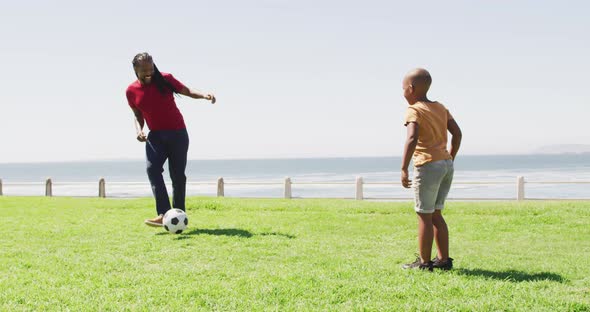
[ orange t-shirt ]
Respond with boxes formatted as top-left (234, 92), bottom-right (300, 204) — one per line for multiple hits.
top-left (404, 101), bottom-right (453, 167)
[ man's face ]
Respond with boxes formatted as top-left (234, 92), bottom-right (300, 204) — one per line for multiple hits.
top-left (135, 61), bottom-right (155, 85)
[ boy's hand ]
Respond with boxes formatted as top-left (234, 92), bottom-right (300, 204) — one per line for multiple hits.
top-left (401, 169), bottom-right (412, 188)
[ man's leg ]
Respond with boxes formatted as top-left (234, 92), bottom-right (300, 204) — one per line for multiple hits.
top-left (168, 129), bottom-right (189, 211)
top-left (146, 131), bottom-right (171, 216)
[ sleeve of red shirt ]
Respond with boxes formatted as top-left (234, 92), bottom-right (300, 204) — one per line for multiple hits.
top-left (126, 88), bottom-right (136, 109)
top-left (163, 73), bottom-right (187, 93)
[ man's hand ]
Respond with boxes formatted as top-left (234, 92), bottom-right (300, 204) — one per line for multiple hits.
top-left (137, 131), bottom-right (147, 142)
top-left (401, 168), bottom-right (412, 188)
top-left (206, 93), bottom-right (216, 104)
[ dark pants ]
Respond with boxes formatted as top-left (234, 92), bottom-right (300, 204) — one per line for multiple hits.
top-left (145, 129), bottom-right (189, 216)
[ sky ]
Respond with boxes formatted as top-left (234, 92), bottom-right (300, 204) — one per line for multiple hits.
top-left (0, 0), bottom-right (588, 163)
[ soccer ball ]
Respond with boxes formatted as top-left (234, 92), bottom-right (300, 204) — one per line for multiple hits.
top-left (163, 208), bottom-right (188, 234)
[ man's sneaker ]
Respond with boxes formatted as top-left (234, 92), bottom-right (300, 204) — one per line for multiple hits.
top-left (432, 257), bottom-right (454, 270)
top-left (402, 257), bottom-right (433, 271)
top-left (144, 215), bottom-right (164, 227)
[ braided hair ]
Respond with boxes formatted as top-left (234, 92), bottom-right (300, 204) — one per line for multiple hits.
top-left (132, 52), bottom-right (178, 95)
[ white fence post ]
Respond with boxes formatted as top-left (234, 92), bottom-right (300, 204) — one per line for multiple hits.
top-left (284, 177), bottom-right (292, 199)
top-left (45, 178), bottom-right (53, 197)
top-left (356, 176), bottom-right (364, 200)
top-left (217, 177), bottom-right (224, 197)
top-left (98, 178), bottom-right (106, 198)
top-left (0, 178), bottom-right (3, 196)
top-left (517, 176), bottom-right (525, 201)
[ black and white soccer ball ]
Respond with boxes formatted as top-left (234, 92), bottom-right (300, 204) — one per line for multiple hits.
top-left (163, 208), bottom-right (188, 234)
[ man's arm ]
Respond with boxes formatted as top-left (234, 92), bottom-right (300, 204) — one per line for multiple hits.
top-left (179, 87), bottom-right (216, 104)
top-left (131, 108), bottom-right (147, 142)
top-left (447, 119), bottom-right (462, 160)
top-left (401, 122), bottom-right (419, 188)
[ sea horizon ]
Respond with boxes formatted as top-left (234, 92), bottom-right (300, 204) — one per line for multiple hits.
top-left (1, 152), bottom-right (590, 165)
top-left (1, 154), bottom-right (589, 199)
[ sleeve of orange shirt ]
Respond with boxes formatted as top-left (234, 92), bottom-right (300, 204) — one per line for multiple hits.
top-left (404, 107), bottom-right (419, 126)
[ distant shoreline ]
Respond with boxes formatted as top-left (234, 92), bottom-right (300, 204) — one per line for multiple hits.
top-left (1, 153), bottom-right (589, 165)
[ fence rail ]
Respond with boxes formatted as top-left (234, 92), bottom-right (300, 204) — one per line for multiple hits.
top-left (0, 176), bottom-right (588, 200)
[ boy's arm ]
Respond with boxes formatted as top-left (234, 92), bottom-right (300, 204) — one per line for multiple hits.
top-left (401, 122), bottom-right (419, 188)
top-left (447, 119), bottom-right (462, 160)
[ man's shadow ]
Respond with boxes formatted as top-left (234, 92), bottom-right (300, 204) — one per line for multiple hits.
top-left (159, 228), bottom-right (296, 240)
top-left (183, 228), bottom-right (254, 238)
top-left (455, 268), bottom-right (566, 283)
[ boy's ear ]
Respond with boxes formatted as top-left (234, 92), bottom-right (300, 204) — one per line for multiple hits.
top-left (408, 84), bottom-right (414, 94)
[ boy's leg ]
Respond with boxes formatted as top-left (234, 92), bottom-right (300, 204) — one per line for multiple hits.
top-left (403, 161), bottom-right (446, 269)
top-left (146, 131), bottom-right (171, 216)
top-left (168, 129), bottom-right (189, 211)
top-left (433, 159), bottom-right (454, 261)
top-left (417, 212), bottom-right (434, 263)
top-left (432, 210), bottom-right (448, 261)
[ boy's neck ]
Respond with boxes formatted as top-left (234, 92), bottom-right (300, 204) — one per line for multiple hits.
top-left (409, 95), bottom-right (432, 105)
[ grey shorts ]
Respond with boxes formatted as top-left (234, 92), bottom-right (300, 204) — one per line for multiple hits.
top-left (413, 159), bottom-right (454, 214)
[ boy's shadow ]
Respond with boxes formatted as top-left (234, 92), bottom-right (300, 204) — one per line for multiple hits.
top-left (160, 228), bottom-right (296, 240)
top-left (455, 268), bottom-right (566, 283)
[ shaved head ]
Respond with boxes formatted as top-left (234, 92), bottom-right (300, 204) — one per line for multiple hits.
top-left (402, 68), bottom-right (432, 104)
top-left (404, 68), bottom-right (432, 92)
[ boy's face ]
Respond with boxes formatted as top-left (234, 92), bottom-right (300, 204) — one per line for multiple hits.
top-left (402, 78), bottom-right (413, 103)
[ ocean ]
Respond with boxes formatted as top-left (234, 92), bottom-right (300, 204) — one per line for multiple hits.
top-left (0, 154), bottom-right (589, 199)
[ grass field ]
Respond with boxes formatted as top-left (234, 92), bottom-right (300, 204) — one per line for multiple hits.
top-left (0, 197), bottom-right (589, 311)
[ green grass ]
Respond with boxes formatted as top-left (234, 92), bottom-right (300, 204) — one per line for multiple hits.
top-left (0, 197), bottom-right (589, 311)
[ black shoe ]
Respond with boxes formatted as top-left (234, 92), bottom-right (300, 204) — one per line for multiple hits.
top-left (432, 257), bottom-right (454, 270)
top-left (402, 257), bottom-right (433, 271)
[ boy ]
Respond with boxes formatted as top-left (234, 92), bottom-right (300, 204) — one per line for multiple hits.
top-left (400, 68), bottom-right (462, 271)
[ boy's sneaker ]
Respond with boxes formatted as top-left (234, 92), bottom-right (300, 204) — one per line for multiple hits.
top-left (432, 257), bottom-right (454, 270)
top-left (402, 257), bottom-right (433, 271)
top-left (144, 215), bottom-right (164, 227)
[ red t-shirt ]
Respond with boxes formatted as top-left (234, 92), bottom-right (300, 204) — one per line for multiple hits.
top-left (126, 73), bottom-right (187, 131)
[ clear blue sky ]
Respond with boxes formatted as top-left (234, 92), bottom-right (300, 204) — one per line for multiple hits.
top-left (1, 0), bottom-right (588, 163)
